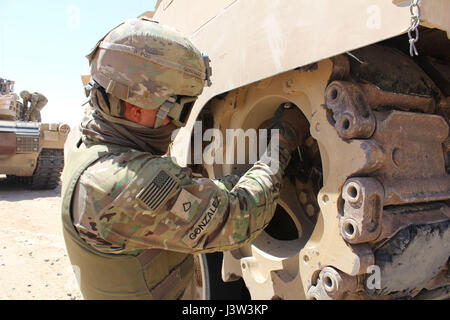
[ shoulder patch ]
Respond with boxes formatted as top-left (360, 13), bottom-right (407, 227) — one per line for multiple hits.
top-left (169, 189), bottom-right (202, 221)
top-left (136, 169), bottom-right (180, 212)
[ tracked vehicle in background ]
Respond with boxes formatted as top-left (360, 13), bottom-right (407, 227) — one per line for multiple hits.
top-left (149, 0), bottom-right (450, 300)
top-left (0, 78), bottom-right (70, 189)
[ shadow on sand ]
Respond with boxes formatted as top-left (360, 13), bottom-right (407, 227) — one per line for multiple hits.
top-left (0, 175), bottom-right (61, 202)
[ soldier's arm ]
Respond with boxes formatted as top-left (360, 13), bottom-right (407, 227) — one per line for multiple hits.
top-left (73, 142), bottom-right (291, 255)
top-left (216, 174), bottom-right (240, 191)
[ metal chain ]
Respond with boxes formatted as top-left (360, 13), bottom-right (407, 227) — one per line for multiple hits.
top-left (408, 0), bottom-right (421, 56)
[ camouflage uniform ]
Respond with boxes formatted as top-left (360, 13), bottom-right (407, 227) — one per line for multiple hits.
top-left (62, 17), bottom-right (306, 300)
top-left (20, 91), bottom-right (47, 122)
top-left (70, 141), bottom-right (289, 255)
top-left (62, 131), bottom-right (293, 300)
top-left (28, 92), bottom-right (47, 122)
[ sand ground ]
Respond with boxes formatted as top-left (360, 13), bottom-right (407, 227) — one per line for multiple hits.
top-left (0, 175), bottom-right (82, 300)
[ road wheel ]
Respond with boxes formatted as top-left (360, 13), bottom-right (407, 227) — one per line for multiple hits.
top-left (8, 149), bottom-right (64, 190)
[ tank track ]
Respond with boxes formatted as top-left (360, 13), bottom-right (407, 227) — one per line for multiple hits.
top-left (305, 45), bottom-right (450, 300)
top-left (8, 149), bottom-right (64, 190)
top-left (210, 43), bottom-right (449, 300)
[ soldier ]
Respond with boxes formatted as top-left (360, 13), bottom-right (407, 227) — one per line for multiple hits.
top-left (26, 92), bottom-right (47, 122)
top-left (61, 18), bottom-right (308, 300)
top-left (19, 90), bottom-right (47, 122)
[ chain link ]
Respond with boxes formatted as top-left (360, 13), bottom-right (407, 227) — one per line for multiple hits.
top-left (408, 0), bottom-right (421, 56)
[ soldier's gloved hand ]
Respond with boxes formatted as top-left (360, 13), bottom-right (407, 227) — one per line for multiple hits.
top-left (271, 103), bottom-right (309, 152)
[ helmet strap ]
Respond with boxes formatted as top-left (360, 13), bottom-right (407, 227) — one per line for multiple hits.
top-left (108, 95), bottom-right (124, 117)
top-left (154, 97), bottom-right (176, 128)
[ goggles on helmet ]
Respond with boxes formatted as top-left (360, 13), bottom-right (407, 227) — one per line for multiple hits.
top-left (155, 96), bottom-right (197, 128)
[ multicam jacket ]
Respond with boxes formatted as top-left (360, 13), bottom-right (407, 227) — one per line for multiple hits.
top-left (71, 143), bottom-right (288, 256)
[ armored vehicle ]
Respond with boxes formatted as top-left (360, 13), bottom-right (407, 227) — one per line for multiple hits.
top-left (0, 78), bottom-right (70, 189)
top-left (150, 0), bottom-right (450, 300)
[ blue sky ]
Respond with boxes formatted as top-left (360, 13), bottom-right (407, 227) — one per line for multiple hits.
top-left (0, 0), bottom-right (157, 126)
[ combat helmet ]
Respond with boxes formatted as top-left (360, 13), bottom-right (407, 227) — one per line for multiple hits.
top-left (86, 17), bottom-right (212, 128)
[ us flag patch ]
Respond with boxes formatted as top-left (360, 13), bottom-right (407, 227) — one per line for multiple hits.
top-left (136, 169), bottom-right (180, 212)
